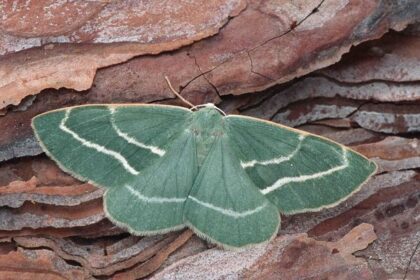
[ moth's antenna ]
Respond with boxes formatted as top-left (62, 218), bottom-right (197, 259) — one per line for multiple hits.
top-left (165, 76), bottom-right (194, 108)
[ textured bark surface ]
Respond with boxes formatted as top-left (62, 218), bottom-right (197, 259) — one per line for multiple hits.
top-left (152, 223), bottom-right (377, 279)
top-left (0, 1), bottom-right (419, 279)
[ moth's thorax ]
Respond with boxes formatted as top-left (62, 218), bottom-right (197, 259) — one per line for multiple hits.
top-left (190, 106), bottom-right (224, 133)
top-left (188, 106), bottom-right (225, 165)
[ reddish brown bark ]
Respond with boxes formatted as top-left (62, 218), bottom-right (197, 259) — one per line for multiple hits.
top-left (0, 1), bottom-right (419, 279)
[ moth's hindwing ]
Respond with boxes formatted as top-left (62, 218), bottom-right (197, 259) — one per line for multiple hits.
top-left (105, 129), bottom-right (198, 234)
top-left (184, 136), bottom-right (280, 248)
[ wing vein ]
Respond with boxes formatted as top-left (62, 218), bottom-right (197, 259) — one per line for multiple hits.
top-left (188, 196), bottom-right (267, 218)
top-left (261, 147), bottom-right (349, 195)
top-left (241, 135), bottom-right (305, 168)
top-left (126, 185), bottom-right (186, 203)
top-left (59, 109), bottom-right (140, 175)
top-left (109, 107), bottom-right (166, 156)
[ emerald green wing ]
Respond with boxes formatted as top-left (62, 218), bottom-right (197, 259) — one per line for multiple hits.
top-left (225, 115), bottom-right (377, 214)
top-left (32, 104), bottom-right (192, 189)
top-left (184, 136), bottom-right (280, 249)
top-left (105, 129), bottom-right (198, 234)
top-left (33, 104), bottom-right (376, 247)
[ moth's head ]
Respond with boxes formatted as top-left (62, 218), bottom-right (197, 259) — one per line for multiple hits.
top-left (193, 103), bottom-right (226, 116)
top-left (190, 103), bottom-right (226, 130)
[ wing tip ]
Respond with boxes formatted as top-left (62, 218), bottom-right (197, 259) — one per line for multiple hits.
top-left (280, 162), bottom-right (377, 216)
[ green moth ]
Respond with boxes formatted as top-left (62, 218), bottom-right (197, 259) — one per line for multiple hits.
top-left (32, 103), bottom-right (376, 249)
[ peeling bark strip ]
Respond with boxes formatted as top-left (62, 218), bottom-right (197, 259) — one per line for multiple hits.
top-left (0, 248), bottom-right (88, 279)
top-left (0, 0), bottom-right (246, 110)
top-left (0, 0), bottom-right (247, 50)
top-left (152, 224), bottom-right (377, 279)
top-left (12, 233), bottom-right (187, 277)
top-left (180, 0), bottom-right (420, 95)
top-left (1, 1), bottom-right (420, 113)
top-left (319, 33), bottom-right (420, 83)
top-left (352, 103), bottom-right (420, 134)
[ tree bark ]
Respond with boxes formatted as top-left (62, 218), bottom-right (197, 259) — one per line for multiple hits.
top-left (0, 1), bottom-right (419, 279)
